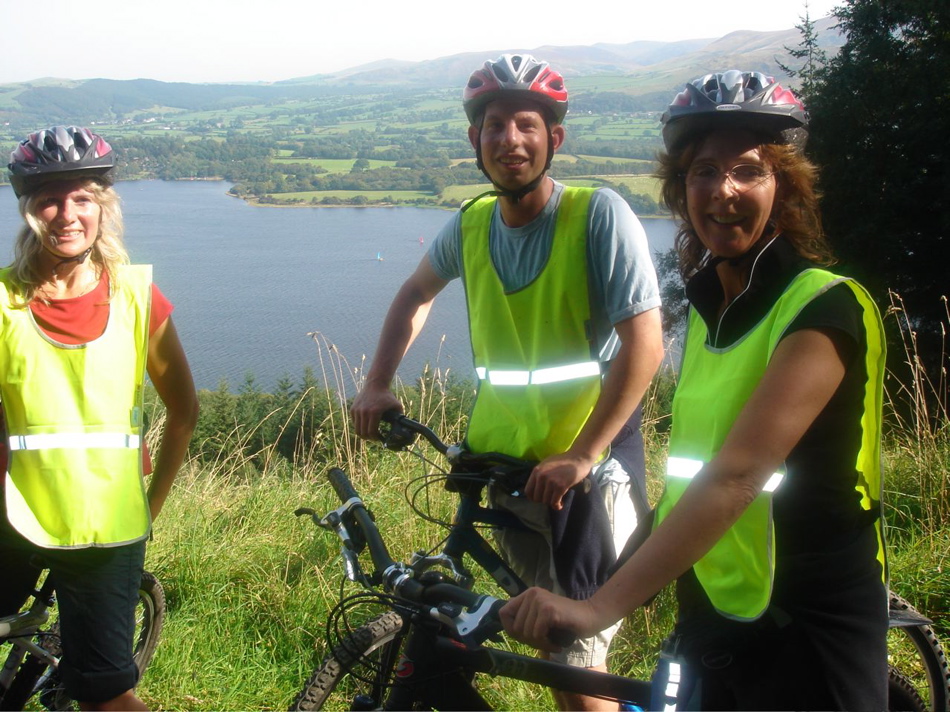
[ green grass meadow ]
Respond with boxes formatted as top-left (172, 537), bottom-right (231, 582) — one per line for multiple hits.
top-left (130, 305), bottom-right (948, 710)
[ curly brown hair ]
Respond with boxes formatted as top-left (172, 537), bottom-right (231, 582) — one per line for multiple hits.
top-left (656, 127), bottom-right (834, 281)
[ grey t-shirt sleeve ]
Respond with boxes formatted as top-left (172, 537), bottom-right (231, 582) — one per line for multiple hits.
top-left (426, 212), bottom-right (463, 282)
top-left (588, 188), bottom-right (661, 325)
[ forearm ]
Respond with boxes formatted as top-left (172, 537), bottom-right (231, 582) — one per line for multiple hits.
top-left (364, 284), bottom-right (434, 387)
top-left (526, 309), bottom-right (663, 506)
top-left (352, 258), bottom-right (448, 438)
top-left (144, 316), bottom-right (198, 522)
top-left (569, 309), bottom-right (663, 462)
top-left (586, 459), bottom-right (758, 629)
top-left (147, 409), bottom-right (197, 520)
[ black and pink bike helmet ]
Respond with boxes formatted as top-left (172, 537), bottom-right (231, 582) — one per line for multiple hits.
top-left (463, 54), bottom-right (569, 125)
top-left (8, 125), bottom-right (115, 198)
top-left (661, 70), bottom-right (808, 151)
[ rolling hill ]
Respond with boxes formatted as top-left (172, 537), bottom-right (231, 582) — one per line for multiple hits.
top-left (0, 18), bottom-right (842, 130)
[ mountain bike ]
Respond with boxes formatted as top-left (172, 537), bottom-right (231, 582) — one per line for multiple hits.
top-left (293, 413), bottom-right (950, 711)
top-left (0, 568), bottom-right (165, 711)
top-left (292, 460), bottom-right (650, 710)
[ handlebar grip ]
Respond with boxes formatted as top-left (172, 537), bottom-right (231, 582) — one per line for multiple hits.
top-left (326, 467), bottom-right (401, 579)
top-left (328, 467), bottom-right (359, 503)
top-left (548, 627), bottom-right (577, 649)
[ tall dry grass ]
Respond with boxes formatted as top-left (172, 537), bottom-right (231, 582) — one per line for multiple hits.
top-left (880, 293), bottom-right (949, 626)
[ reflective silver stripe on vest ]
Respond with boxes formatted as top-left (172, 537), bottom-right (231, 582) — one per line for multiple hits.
top-left (667, 456), bottom-right (784, 493)
top-left (8, 433), bottom-right (141, 451)
top-left (663, 661), bottom-right (682, 711)
top-left (475, 360), bottom-right (601, 386)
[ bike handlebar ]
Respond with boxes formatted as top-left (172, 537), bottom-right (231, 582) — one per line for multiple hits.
top-left (378, 411), bottom-right (591, 495)
top-left (323, 466), bottom-right (576, 649)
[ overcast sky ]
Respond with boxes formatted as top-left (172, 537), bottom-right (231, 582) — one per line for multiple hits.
top-left (2, 0), bottom-right (840, 84)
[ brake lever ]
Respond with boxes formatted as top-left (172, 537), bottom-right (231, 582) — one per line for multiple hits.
top-left (429, 595), bottom-right (505, 647)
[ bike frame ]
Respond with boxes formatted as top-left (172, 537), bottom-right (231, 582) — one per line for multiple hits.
top-left (384, 615), bottom-right (651, 710)
top-left (0, 577), bottom-right (58, 694)
top-left (412, 471), bottom-right (530, 597)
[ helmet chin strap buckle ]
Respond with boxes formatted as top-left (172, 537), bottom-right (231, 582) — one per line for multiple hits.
top-left (49, 246), bottom-right (94, 274)
top-left (490, 174), bottom-right (545, 204)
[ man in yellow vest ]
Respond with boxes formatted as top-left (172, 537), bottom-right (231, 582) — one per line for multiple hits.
top-left (351, 54), bottom-right (663, 711)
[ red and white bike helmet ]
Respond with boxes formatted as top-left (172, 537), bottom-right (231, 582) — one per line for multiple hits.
top-left (8, 125), bottom-right (115, 198)
top-left (463, 54), bottom-right (569, 125)
top-left (661, 70), bottom-right (807, 151)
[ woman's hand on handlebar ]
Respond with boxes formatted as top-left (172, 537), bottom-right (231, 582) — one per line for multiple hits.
top-left (525, 452), bottom-right (595, 510)
top-left (351, 384), bottom-right (403, 440)
top-left (500, 587), bottom-right (598, 654)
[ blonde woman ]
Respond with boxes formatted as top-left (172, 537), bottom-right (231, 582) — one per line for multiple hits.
top-left (0, 126), bottom-right (198, 711)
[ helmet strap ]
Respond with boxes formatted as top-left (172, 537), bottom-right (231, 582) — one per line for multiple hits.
top-left (47, 246), bottom-right (95, 275)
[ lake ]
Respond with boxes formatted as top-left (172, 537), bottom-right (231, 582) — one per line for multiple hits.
top-left (0, 181), bottom-right (676, 392)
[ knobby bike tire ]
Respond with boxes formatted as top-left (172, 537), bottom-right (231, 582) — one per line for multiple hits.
top-left (291, 610), bottom-right (408, 711)
top-left (888, 592), bottom-right (950, 712)
top-left (131, 571), bottom-right (165, 675)
top-left (890, 665), bottom-right (930, 712)
top-left (1, 571), bottom-right (166, 712)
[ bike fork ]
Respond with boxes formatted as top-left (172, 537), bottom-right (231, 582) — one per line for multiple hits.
top-left (384, 622), bottom-right (490, 711)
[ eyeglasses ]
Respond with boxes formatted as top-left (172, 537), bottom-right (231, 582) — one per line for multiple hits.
top-left (684, 163), bottom-right (774, 191)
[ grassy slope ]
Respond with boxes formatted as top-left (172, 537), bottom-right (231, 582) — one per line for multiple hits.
top-left (136, 360), bottom-right (949, 710)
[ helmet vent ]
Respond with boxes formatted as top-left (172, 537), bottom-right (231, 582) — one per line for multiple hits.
top-left (523, 65), bottom-right (542, 84)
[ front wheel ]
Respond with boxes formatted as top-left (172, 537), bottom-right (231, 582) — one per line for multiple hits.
top-left (291, 610), bottom-right (407, 711)
top-left (888, 592), bottom-right (950, 712)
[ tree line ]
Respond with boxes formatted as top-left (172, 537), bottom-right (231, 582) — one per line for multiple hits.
top-left (794, 0), bottom-right (948, 400)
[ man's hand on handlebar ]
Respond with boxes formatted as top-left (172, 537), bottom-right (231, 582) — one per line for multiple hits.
top-left (350, 383), bottom-right (403, 441)
top-left (525, 452), bottom-right (596, 510)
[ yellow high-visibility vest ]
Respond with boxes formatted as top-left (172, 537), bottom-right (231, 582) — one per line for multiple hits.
top-left (460, 188), bottom-right (606, 460)
top-left (656, 268), bottom-right (886, 620)
top-left (0, 265), bottom-right (152, 548)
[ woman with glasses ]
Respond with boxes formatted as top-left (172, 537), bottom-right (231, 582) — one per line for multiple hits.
top-left (501, 70), bottom-right (888, 710)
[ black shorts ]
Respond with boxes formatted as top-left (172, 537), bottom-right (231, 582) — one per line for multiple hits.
top-left (0, 515), bottom-right (146, 704)
top-left (667, 529), bottom-right (888, 711)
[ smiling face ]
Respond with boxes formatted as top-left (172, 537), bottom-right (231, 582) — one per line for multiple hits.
top-left (468, 97), bottom-right (564, 193)
top-left (686, 128), bottom-right (778, 260)
top-left (34, 179), bottom-right (102, 261)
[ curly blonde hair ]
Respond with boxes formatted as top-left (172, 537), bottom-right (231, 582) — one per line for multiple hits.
top-left (656, 128), bottom-right (834, 281)
top-left (9, 179), bottom-right (129, 305)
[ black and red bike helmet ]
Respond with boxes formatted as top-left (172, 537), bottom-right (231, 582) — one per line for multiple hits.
top-left (8, 125), bottom-right (115, 198)
top-left (463, 54), bottom-right (569, 126)
top-left (661, 70), bottom-right (808, 151)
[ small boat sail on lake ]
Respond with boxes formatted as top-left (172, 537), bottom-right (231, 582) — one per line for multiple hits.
top-left (376, 251), bottom-right (383, 261)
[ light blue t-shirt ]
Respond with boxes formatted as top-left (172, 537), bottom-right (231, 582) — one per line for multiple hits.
top-left (427, 182), bottom-right (661, 360)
